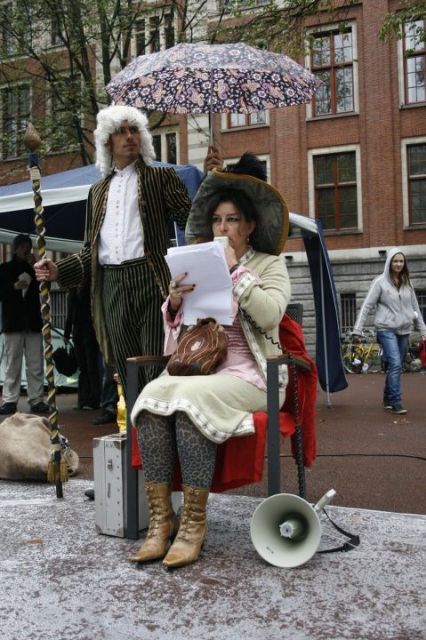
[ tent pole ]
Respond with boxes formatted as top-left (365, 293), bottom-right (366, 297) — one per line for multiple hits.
top-left (319, 254), bottom-right (331, 407)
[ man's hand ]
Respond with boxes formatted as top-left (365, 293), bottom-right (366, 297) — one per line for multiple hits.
top-left (34, 258), bottom-right (59, 283)
top-left (203, 145), bottom-right (222, 173)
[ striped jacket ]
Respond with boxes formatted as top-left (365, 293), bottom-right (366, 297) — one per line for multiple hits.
top-left (56, 157), bottom-right (192, 363)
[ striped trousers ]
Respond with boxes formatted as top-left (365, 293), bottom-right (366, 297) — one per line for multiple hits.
top-left (101, 258), bottom-right (164, 399)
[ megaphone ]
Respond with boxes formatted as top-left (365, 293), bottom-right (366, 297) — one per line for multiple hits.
top-left (250, 489), bottom-right (336, 568)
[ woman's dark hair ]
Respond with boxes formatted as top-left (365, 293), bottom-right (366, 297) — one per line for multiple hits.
top-left (225, 152), bottom-right (267, 182)
top-left (206, 188), bottom-right (258, 231)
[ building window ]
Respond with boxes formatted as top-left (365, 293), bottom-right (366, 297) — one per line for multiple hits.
top-left (152, 130), bottom-right (178, 164)
top-left (340, 292), bottom-right (357, 333)
top-left (164, 13), bottom-right (175, 49)
top-left (51, 15), bottom-right (62, 46)
top-left (1, 84), bottom-right (30, 159)
top-left (1, 3), bottom-right (14, 56)
top-left (313, 151), bottom-right (358, 230)
top-left (227, 111), bottom-right (267, 128)
top-left (223, 0), bottom-right (269, 11)
top-left (1, 1), bottom-right (32, 56)
top-left (135, 19), bottom-right (146, 56)
top-left (222, 110), bottom-right (269, 131)
top-left (407, 143), bottom-right (426, 224)
top-left (417, 290), bottom-right (426, 324)
top-left (403, 20), bottom-right (425, 104)
top-left (50, 76), bottom-right (81, 151)
top-left (134, 13), bottom-right (174, 56)
top-left (149, 16), bottom-right (160, 53)
top-left (310, 27), bottom-right (355, 116)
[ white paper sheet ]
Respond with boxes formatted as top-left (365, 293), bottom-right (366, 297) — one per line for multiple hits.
top-left (165, 241), bottom-right (234, 325)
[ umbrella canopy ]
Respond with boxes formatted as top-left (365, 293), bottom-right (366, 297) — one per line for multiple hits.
top-left (106, 42), bottom-right (319, 114)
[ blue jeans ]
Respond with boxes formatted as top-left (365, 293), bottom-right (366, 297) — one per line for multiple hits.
top-left (376, 331), bottom-right (408, 406)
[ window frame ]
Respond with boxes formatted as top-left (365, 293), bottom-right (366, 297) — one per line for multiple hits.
top-left (152, 126), bottom-right (180, 164)
top-left (220, 109), bottom-right (269, 132)
top-left (397, 19), bottom-right (426, 106)
top-left (340, 292), bottom-right (357, 334)
top-left (47, 73), bottom-right (82, 153)
top-left (0, 81), bottom-right (31, 160)
top-left (401, 136), bottom-right (426, 227)
top-left (416, 289), bottom-right (426, 324)
top-left (305, 21), bottom-right (359, 119)
top-left (222, 0), bottom-right (270, 13)
top-left (308, 144), bottom-right (363, 232)
top-left (132, 10), bottom-right (176, 57)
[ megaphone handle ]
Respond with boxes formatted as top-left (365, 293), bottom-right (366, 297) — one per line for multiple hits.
top-left (314, 489), bottom-right (336, 513)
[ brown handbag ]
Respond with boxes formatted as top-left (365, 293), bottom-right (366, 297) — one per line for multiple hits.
top-left (167, 317), bottom-right (228, 376)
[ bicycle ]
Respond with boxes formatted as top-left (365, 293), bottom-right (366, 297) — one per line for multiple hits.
top-left (341, 329), bottom-right (383, 374)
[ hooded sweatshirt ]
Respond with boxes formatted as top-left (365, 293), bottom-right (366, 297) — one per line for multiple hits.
top-left (352, 247), bottom-right (426, 337)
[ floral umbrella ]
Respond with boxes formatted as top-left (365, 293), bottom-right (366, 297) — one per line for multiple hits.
top-left (106, 42), bottom-right (319, 115)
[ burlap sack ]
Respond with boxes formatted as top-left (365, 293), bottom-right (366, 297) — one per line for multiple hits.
top-left (0, 412), bottom-right (79, 481)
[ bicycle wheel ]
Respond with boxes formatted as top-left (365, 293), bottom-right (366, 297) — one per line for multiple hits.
top-left (342, 345), bottom-right (363, 374)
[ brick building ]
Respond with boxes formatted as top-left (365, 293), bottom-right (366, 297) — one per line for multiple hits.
top-left (1, 0), bottom-right (425, 350)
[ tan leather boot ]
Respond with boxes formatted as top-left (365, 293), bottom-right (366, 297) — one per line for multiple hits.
top-left (162, 484), bottom-right (209, 569)
top-left (130, 482), bottom-right (179, 563)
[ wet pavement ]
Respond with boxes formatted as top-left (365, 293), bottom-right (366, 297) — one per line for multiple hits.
top-left (28, 370), bottom-right (426, 515)
top-left (1, 372), bottom-right (425, 640)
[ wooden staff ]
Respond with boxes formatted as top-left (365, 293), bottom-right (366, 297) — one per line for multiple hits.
top-left (23, 123), bottom-right (67, 499)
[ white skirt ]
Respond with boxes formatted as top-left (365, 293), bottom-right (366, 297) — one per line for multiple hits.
top-left (130, 372), bottom-right (273, 444)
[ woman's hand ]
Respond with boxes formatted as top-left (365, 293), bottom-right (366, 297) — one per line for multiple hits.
top-left (34, 258), bottom-right (59, 282)
top-left (224, 245), bottom-right (238, 271)
top-left (168, 272), bottom-right (195, 312)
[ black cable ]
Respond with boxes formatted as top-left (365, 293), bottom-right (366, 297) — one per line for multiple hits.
top-left (78, 453), bottom-right (426, 462)
top-left (276, 452), bottom-right (426, 462)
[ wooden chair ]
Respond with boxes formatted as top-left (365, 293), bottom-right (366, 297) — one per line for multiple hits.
top-left (125, 303), bottom-right (314, 540)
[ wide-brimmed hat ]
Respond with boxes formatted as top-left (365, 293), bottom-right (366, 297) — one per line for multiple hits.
top-left (185, 169), bottom-right (289, 255)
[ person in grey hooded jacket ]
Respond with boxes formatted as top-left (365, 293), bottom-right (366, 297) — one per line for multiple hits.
top-left (352, 247), bottom-right (426, 414)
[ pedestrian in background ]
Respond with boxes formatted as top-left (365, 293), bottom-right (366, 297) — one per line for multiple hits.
top-left (352, 247), bottom-right (426, 415)
top-left (0, 234), bottom-right (49, 415)
top-left (64, 281), bottom-right (101, 411)
top-left (92, 361), bottom-right (118, 425)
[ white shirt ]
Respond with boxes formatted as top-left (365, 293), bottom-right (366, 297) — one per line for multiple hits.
top-left (98, 162), bottom-right (145, 265)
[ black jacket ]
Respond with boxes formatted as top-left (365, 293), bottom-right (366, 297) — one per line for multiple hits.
top-left (0, 257), bottom-right (42, 333)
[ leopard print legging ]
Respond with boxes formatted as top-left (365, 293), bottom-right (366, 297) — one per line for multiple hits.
top-left (135, 410), bottom-right (217, 489)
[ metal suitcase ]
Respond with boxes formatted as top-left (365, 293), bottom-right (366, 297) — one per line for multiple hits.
top-left (93, 432), bottom-right (149, 538)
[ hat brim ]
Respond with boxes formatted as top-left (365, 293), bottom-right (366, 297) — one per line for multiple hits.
top-left (185, 169), bottom-right (289, 256)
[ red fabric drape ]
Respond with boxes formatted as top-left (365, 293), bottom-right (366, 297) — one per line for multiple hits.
top-left (131, 312), bottom-right (318, 492)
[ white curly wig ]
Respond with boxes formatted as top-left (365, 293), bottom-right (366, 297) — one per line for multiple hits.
top-left (95, 105), bottom-right (156, 177)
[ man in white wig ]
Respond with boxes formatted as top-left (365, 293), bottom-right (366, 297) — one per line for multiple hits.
top-left (35, 105), bottom-right (193, 395)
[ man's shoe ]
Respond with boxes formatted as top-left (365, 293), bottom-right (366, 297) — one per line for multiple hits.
top-left (31, 401), bottom-right (50, 414)
top-left (93, 410), bottom-right (116, 425)
top-left (391, 404), bottom-right (407, 415)
top-left (383, 402), bottom-right (393, 410)
top-left (0, 402), bottom-right (17, 415)
top-left (84, 489), bottom-right (95, 501)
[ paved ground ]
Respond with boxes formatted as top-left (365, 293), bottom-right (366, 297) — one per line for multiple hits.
top-left (3, 370), bottom-right (424, 515)
top-left (2, 479), bottom-right (425, 640)
top-left (1, 372), bottom-right (425, 640)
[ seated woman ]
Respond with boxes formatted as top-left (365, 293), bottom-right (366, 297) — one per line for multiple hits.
top-left (130, 154), bottom-right (291, 569)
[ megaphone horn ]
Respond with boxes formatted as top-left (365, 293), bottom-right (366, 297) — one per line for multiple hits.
top-left (250, 489), bottom-right (336, 568)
